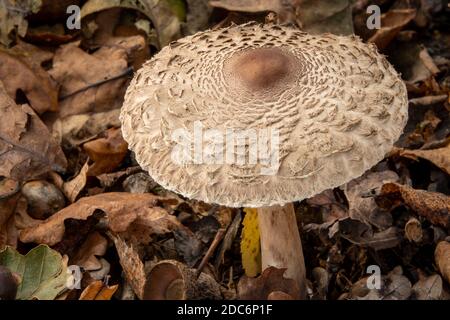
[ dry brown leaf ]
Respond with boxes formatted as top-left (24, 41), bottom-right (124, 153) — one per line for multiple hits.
top-left (0, 194), bottom-right (19, 249)
top-left (83, 128), bottom-right (128, 176)
top-left (63, 161), bottom-right (89, 203)
top-left (210, 0), bottom-right (353, 34)
top-left (0, 44), bottom-right (58, 114)
top-left (79, 280), bottom-right (118, 300)
top-left (110, 233), bottom-right (146, 299)
top-left (237, 267), bottom-right (301, 300)
top-left (412, 274), bottom-right (443, 300)
top-left (72, 232), bottom-right (108, 271)
top-left (345, 170), bottom-right (399, 226)
top-left (368, 9), bottom-right (417, 50)
top-left (377, 183), bottom-right (450, 228)
top-left (0, 82), bottom-right (67, 181)
top-left (306, 189), bottom-right (348, 223)
top-left (19, 192), bottom-right (180, 246)
top-left (400, 143), bottom-right (450, 175)
top-left (435, 241), bottom-right (450, 285)
top-left (49, 41), bottom-right (131, 118)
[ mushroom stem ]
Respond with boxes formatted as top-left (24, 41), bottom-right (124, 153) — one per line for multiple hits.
top-left (257, 203), bottom-right (307, 299)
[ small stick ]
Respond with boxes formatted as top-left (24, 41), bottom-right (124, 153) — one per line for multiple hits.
top-left (60, 67), bottom-right (134, 100)
top-left (196, 228), bottom-right (226, 278)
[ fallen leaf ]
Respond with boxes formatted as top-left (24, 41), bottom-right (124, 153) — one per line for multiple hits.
top-left (376, 183), bottom-right (450, 228)
top-left (184, 0), bottom-right (211, 35)
top-left (0, 245), bottom-right (68, 300)
top-left (435, 241), bottom-right (450, 285)
top-left (54, 108), bottom-right (121, 147)
top-left (344, 170), bottom-right (399, 226)
top-left (72, 231), bottom-right (108, 271)
top-left (350, 266), bottom-right (412, 300)
top-left (63, 161), bottom-right (89, 203)
top-left (368, 9), bottom-right (417, 50)
top-left (0, 44), bottom-right (58, 114)
top-left (238, 267), bottom-right (301, 300)
top-left (209, 0), bottom-right (290, 20)
top-left (49, 41), bottom-right (132, 118)
top-left (210, 0), bottom-right (354, 34)
top-left (306, 189), bottom-right (348, 223)
top-left (336, 218), bottom-right (402, 250)
top-left (83, 128), bottom-right (128, 176)
top-left (400, 143), bottom-right (450, 175)
top-left (412, 274), bottom-right (443, 300)
top-left (110, 233), bottom-right (146, 299)
top-left (0, 194), bottom-right (19, 249)
top-left (240, 208), bottom-right (261, 277)
top-left (0, 0), bottom-right (42, 46)
top-left (81, 0), bottom-right (182, 48)
top-left (79, 280), bottom-right (118, 300)
top-left (295, 0), bottom-right (354, 35)
top-left (0, 81), bottom-right (67, 181)
top-left (19, 192), bottom-right (181, 246)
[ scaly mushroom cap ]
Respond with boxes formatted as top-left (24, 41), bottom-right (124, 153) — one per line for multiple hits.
top-left (120, 23), bottom-right (408, 208)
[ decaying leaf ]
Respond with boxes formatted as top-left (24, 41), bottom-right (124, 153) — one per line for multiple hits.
top-left (0, 0), bottom-right (42, 46)
top-left (377, 183), bottom-right (450, 228)
top-left (0, 81), bottom-right (67, 181)
top-left (83, 128), bottom-right (128, 176)
top-left (19, 193), bottom-right (181, 246)
top-left (81, 0), bottom-right (182, 48)
top-left (435, 241), bottom-right (450, 285)
top-left (368, 9), bottom-right (417, 50)
top-left (72, 231), bottom-right (108, 271)
top-left (0, 245), bottom-right (68, 300)
top-left (412, 274), bottom-right (443, 300)
top-left (238, 267), bottom-right (301, 300)
top-left (344, 170), bottom-right (399, 226)
top-left (63, 161), bottom-right (89, 203)
top-left (400, 143), bottom-right (450, 175)
top-left (79, 280), bottom-right (118, 300)
top-left (54, 108), bottom-right (121, 147)
top-left (240, 208), bottom-right (261, 277)
top-left (110, 233), bottom-right (146, 299)
top-left (295, 0), bottom-right (354, 35)
top-left (0, 194), bottom-right (19, 249)
top-left (210, 0), bottom-right (353, 35)
top-left (0, 45), bottom-right (58, 114)
top-left (349, 266), bottom-right (412, 300)
top-left (49, 41), bottom-right (133, 118)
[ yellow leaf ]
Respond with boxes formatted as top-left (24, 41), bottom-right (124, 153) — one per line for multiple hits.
top-left (240, 208), bottom-right (261, 277)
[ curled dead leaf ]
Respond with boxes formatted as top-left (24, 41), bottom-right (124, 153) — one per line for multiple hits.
top-left (0, 82), bottom-right (67, 181)
top-left (19, 193), bottom-right (180, 246)
top-left (79, 280), bottom-right (118, 300)
top-left (237, 267), bottom-right (301, 300)
top-left (435, 241), bottom-right (450, 285)
top-left (83, 128), bottom-right (128, 176)
top-left (0, 44), bottom-right (58, 114)
top-left (376, 183), bottom-right (450, 228)
top-left (368, 9), bottom-right (417, 50)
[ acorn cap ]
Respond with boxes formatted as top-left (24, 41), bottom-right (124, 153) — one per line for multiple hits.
top-left (120, 23), bottom-right (408, 207)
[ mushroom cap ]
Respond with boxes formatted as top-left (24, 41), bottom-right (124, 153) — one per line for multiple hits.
top-left (120, 23), bottom-right (408, 208)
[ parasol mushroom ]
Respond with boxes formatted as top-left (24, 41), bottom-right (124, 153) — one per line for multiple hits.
top-left (120, 23), bottom-right (408, 299)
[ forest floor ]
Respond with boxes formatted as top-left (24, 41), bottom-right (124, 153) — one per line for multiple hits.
top-left (0, 0), bottom-right (449, 300)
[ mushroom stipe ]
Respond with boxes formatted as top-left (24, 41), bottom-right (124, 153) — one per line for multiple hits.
top-left (120, 22), bottom-right (409, 299)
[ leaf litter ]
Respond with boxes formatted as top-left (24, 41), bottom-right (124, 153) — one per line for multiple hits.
top-left (0, 0), bottom-right (449, 300)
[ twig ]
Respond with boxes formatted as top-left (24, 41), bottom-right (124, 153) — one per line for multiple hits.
top-left (409, 95), bottom-right (447, 107)
top-left (60, 67), bottom-right (134, 100)
top-left (196, 228), bottom-right (226, 278)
